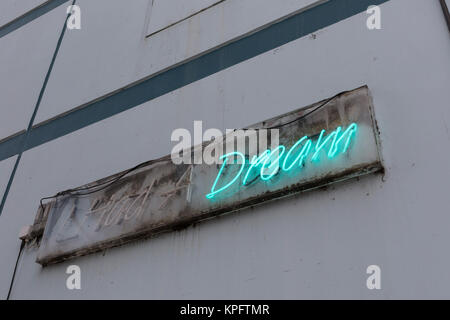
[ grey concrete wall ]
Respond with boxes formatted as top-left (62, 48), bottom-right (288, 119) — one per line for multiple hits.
top-left (0, 0), bottom-right (449, 299)
top-left (0, 3), bottom-right (68, 139)
top-left (0, 0), bottom-right (48, 26)
top-left (35, 0), bottom-right (319, 123)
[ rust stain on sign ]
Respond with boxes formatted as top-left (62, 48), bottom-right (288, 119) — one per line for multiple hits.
top-left (35, 85), bottom-right (383, 266)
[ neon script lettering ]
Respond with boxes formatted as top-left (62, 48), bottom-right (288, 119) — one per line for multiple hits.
top-left (206, 123), bottom-right (358, 199)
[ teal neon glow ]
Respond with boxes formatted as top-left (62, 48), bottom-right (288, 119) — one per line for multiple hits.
top-left (243, 150), bottom-right (270, 186)
top-left (328, 123), bottom-right (358, 157)
top-left (311, 128), bottom-right (339, 161)
top-left (260, 145), bottom-right (286, 181)
top-left (205, 152), bottom-right (246, 199)
top-left (282, 136), bottom-right (312, 171)
top-left (206, 123), bottom-right (358, 199)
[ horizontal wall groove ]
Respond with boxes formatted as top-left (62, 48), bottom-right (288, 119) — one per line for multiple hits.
top-left (0, 0), bottom-right (390, 162)
top-left (0, 0), bottom-right (70, 38)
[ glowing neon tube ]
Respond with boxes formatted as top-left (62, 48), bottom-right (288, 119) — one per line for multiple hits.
top-left (206, 123), bottom-right (358, 199)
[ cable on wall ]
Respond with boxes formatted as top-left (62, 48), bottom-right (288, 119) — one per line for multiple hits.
top-left (3, 0), bottom-right (77, 301)
top-left (439, 0), bottom-right (450, 33)
top-left (6, 240), bottom-right (25, 300)
top-left (0, 0), bottom-right (77, 218)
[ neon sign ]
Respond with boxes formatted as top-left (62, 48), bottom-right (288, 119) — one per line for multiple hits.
top-left (35, 86), bottom-right (382, 266)
top-left (206, 123), bottom-right (358, 199)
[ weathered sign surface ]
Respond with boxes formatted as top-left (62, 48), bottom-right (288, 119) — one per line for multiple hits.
top-left (36, 85), bottom-right (383, 266)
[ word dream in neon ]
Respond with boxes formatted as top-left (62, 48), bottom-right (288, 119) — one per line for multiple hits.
top-left (206, 123), bottom-right (358, 199)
